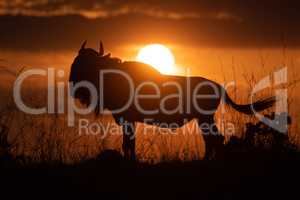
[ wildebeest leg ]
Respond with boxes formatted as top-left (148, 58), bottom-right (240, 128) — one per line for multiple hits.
top-left (198, 116), bottom-right (224, 160)
top-left (210, 122), bottom-right (224, 160)
top-left (122, 123), bottom-right (136, 161)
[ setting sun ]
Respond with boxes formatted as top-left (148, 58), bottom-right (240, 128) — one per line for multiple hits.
top-left (136, 44), bottom-right (175, 74)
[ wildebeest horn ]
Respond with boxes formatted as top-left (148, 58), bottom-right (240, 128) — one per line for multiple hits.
top-left (99, 41), bottom-right (104, 55)
top-left (81, 40), bottom-right (87, 50)
top-left (104, 53), bottom-right (111, 58)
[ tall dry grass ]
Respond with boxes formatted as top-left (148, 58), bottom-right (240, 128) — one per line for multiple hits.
top-left (0, 55), bottom-right (299, 164)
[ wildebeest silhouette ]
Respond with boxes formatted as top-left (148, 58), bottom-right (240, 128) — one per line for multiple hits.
top-left (69, 41), bottom-right (276, 160)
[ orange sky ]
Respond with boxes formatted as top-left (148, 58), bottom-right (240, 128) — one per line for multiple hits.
top-left (1, 46), bottom-right (299, 80)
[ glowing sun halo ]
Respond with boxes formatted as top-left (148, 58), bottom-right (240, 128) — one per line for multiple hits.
top-left (136, 44), bottom-right (175, 74)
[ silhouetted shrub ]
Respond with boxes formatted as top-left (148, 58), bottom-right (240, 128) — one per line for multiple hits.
top-left (227, 112), bottom-right (294, 153)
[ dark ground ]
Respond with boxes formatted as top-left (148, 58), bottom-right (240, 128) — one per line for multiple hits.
top-left (1, 150), bottom-right (299, 200)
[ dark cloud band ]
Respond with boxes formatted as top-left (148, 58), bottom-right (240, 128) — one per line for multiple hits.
top-left (0, 0), bottom-right (300, 50)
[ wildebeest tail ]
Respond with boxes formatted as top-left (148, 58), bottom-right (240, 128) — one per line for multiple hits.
top-left (223, 90), bottom-right (276, 115)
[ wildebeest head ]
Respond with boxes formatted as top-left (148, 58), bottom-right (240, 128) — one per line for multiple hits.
top-left (69, 41), bottom-right (122, 107)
